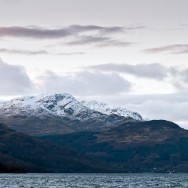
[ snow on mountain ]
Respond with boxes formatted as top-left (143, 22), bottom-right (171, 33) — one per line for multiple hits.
top-left (0, 93), bottom-right (103, 120)
top-left (0, 93), bottom-right (144, 121)
top-left (81, 100), bottom-right (144, 121)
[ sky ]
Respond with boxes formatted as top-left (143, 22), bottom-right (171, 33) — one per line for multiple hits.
top-left (0, 0), bottom-right (188, 128)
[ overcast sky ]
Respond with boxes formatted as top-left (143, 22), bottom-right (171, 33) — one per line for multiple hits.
top-left (0, 0), bottom-right (188, 128)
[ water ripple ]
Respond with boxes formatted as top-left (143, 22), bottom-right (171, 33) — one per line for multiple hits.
top-left (0, 173), bottom-right (188, 188)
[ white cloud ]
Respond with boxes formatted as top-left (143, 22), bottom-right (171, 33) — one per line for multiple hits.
top-left (37, 70), bottom-right (131, 96)
top-left (0, 58), bottom-right (33, 95)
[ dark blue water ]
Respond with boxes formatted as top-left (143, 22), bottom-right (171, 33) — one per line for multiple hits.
top-left (0, 173), bottom-right (188, 188)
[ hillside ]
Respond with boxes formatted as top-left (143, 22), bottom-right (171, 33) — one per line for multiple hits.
top-left (0, 123), bottom-right (107, 173)
top-left (39, 120), bottom-right (188, 172)
top-left (1, 93), bottom-right (188, 172)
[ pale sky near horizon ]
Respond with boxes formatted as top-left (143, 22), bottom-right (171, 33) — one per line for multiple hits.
top-left (0, 0), bottom-right (188, 128)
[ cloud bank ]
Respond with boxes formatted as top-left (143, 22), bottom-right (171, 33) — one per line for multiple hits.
top-left (0, 58), bottom-right (33, 95)
top-left (87, 63), bottom-right (169, 80)
top-left (38, 71), bottom-right (131, 96)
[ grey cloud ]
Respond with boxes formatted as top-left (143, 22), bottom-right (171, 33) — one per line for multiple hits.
top-left (0, 25), bottom-right (126, 39)
top-left (0, 26), bottom-right (69, 39)
top-left (143, 44), bottom-right (188, 54)
top-left (0, 25), bottom-right (145, 39)
top-left (67, 36), bottom-right (111, 45)
top-left (67, 25), bottom-right (124, 34)
top-left (181, 69), bottom-right (188, 82)
top-left (94, 93), bottom-right (188, 105)
top-left (68, 25), bottom-right (145, 35)
top-left (0, 48), bottom-right (48, 55)
top-left (87, 63), bottom-right (188, 90)
top-left (87, 63), bottom-right (169, 80)
top-left (172, 69), bottom-right (188, 91)
top-left (39, 71), bottom-right (131, 96)
top-left (0, 25), bottom-right (143, 47)
top-left (56, 52), bottom-right (85, 56)
top-left (0, 48), bottom-right (85, 56)
top-left (66, 36), bottom-right (132, 47)
top-left (0, 58), bottom-right (33, 95)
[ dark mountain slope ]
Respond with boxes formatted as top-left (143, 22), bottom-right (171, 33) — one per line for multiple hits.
top-left (39, 120), bottom-right (188, 172)
top-left (0, 123), bottom-right (109, 173)
top-left (96, 120), bottom-right (185, 146)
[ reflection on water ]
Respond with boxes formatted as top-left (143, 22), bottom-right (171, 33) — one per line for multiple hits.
top-left (0, 173), bottom-right (188, 188)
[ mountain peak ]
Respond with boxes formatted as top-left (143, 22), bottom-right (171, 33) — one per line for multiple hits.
top-left (0, 92), bottom-right (144, 121)
top-left (0, 92), bottom-right (145, 135)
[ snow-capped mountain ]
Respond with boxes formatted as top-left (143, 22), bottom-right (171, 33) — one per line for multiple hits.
top-left (81, 100), bottom-right (144, 121)
top-left (0, 93), bottom-right (144, 135)
top-left (0, 93), bottom-right (100, 120)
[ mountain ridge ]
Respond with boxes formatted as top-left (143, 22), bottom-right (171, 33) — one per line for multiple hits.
top-left (0, 93), bottom-right (143, 135)
top-left (1, 93), bottom-right (188, 172)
